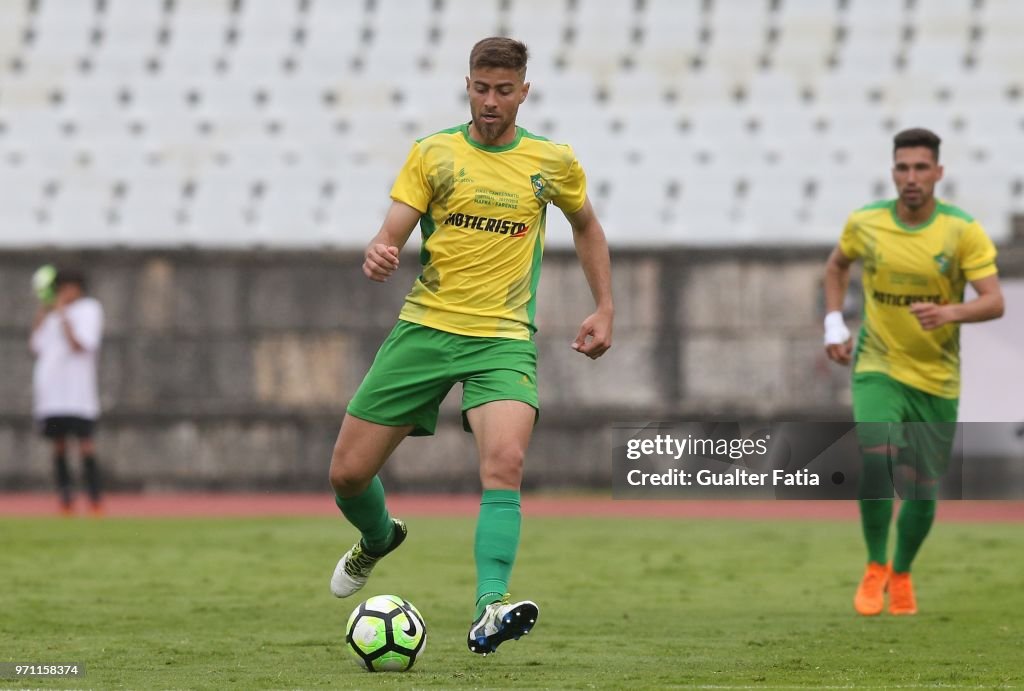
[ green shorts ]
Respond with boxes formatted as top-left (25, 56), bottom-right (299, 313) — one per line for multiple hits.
top-left (852, 371), bottom-right (959, 480)
top-left (347, 320), bottom-right (539, 436)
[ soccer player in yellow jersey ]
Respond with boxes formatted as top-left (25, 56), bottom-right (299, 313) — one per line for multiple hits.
top-left (328, 38), bottom-right (614, 654)
top-left (823, 128), bottom-right (1004, 616)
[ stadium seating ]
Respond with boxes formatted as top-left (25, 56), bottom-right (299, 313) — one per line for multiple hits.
top-left (0, 0), bottom-right (1020, 247)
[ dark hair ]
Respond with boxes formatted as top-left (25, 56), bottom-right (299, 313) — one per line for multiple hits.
top-left (469, 37), bottom-right (529, 77)
top-left (894, 128), bottom-right (941, 161)
top-left (54, 267), bottom-right (86, 291)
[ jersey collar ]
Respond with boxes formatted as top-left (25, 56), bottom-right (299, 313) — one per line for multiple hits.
top-left (460, 123), bottom-right (523, 152)
top-left (889, 199), bottom-right (939, 232)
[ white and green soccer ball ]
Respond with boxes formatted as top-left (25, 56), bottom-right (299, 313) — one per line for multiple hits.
top-left (345, 595), bottom-right (426, 672)
top-left (32, 264), bottom-right (57, 304)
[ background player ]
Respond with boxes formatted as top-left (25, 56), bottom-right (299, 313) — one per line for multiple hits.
top-left (327, 37), bottom-right (614, 654)
top-left (30, 267), bottom-right (106, 515)
top-left (823, 128), bottom-right (1004, 615)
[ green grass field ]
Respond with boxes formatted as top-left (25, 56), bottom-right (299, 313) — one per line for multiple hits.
top-left (2, 515), bottom-right (1022, 689)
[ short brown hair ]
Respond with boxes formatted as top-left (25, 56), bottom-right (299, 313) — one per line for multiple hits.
top-left (54, 267), bottom-right (86, 291)
top-left (894, 128), bottom-right (941, 161)
top-left (469, 37), bottom-right (529, 76)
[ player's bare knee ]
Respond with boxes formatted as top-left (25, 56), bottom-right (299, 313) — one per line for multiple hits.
top-left (329, 464), bottom-right (373, 497)
top-left (480, 447), bottom-right (525, 488)
top-left (329, 446), bottom-right (374, 497)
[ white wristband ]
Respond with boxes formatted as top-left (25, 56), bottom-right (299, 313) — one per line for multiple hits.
top-left (823, 311), bottom-right (850, 346)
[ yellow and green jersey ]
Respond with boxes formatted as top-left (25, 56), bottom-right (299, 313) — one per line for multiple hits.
top-left (839, 199), bottom-right (998, 398)
top-left (390, 123), bottom-right (587, 340)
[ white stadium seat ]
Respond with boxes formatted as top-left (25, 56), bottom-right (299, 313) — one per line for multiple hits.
top-left (301, 0), bottom-right (363, 77)
top-left (566, 0), bottom-right (636, 76)
top-left (834, 0), bottom-right (906, 77)
top-left (437, 0), bottom-right (504, 39)
top-left (360, 0), bottom-right (433, 78)
top-left (91, 0), bottom-right (165, 80)
top-left (633, 0), bottom-right (702, 77)
top-left (24, 0), bottom-right (96, 79)
top-left (159, 0), bottom-right (231, 79)
top-left (702, 0), bottom-right (771, 82)
top-left (0, 1), bottom-right (27, 66)
top-left (113, 169), bottom-right (187, 246)
top-left (0, 166), bottom-right (43, 246)
top-left (504, 0), bottom-right (570, 69)
top-left (905, 0), bottom-right (974, 77)
top-left (771, 0), bottom-right (839, 81)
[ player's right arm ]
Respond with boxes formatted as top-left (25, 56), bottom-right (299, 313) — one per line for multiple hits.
top-left (363, 201), bottom-right (421, 282)
top-left (823, 245), bottom-right (855, 365)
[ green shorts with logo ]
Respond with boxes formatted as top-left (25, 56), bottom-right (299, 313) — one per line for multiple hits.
top-left (347, 320), bottom-right (539, 436)
top-left (852, 371), bottom-right (959, 481)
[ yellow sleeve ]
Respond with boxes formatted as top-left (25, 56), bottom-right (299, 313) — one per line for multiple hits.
top-left (837, 214), bottom-right (861, 259)
top-left (553, 147), bottom-right (587, 214)
top-left (389, 142), bottom-right (432, 213)
top-left (960, 220), bottom-right (998, 281)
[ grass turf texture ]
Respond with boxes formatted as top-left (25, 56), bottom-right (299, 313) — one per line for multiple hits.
top-left (1, 515), bottom-right (1022, 689)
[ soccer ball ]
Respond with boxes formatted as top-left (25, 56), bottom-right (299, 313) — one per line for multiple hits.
top-left (31, 264), bottom-right (57, 304)
top-left (345, 595), bottom-right (426, 672)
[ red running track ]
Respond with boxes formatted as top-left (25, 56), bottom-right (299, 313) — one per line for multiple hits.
top-left (2, 493), bottom-right (1024, 522)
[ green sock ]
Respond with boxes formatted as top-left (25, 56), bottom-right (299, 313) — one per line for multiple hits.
top-left (858, 450), bottom-right (895, 564)
top-left (859, 499), bottom-right (893, 565)
top-left (334, 476), bottom-right (393, 554)
top-left (474, 489), bottom-right (521, 620)
top-left (893, 499), bottom-right (936, 573)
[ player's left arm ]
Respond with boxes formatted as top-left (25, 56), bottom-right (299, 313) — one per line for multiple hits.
top-left (910, 274), bottom-right (1005, 330)
top-left (564, 196), bottom-right (613, 359)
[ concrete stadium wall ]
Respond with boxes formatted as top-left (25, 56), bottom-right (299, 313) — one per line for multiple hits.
top-left (2, 246), bottom-right (1021, 492)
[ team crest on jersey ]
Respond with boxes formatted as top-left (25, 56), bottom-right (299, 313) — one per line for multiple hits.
top-left (530, 173), bottom-right (547, 199)
top-left (933, 252), bottom-right (951, 275)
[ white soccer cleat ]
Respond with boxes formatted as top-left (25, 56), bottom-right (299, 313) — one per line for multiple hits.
top-left (330, 518), bottom-right (407, 598)
top-left (467, 595), bottom-right (539, 655)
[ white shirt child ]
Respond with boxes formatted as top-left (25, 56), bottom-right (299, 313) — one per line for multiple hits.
top-left (31, 297), bottom-right (104, 420)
